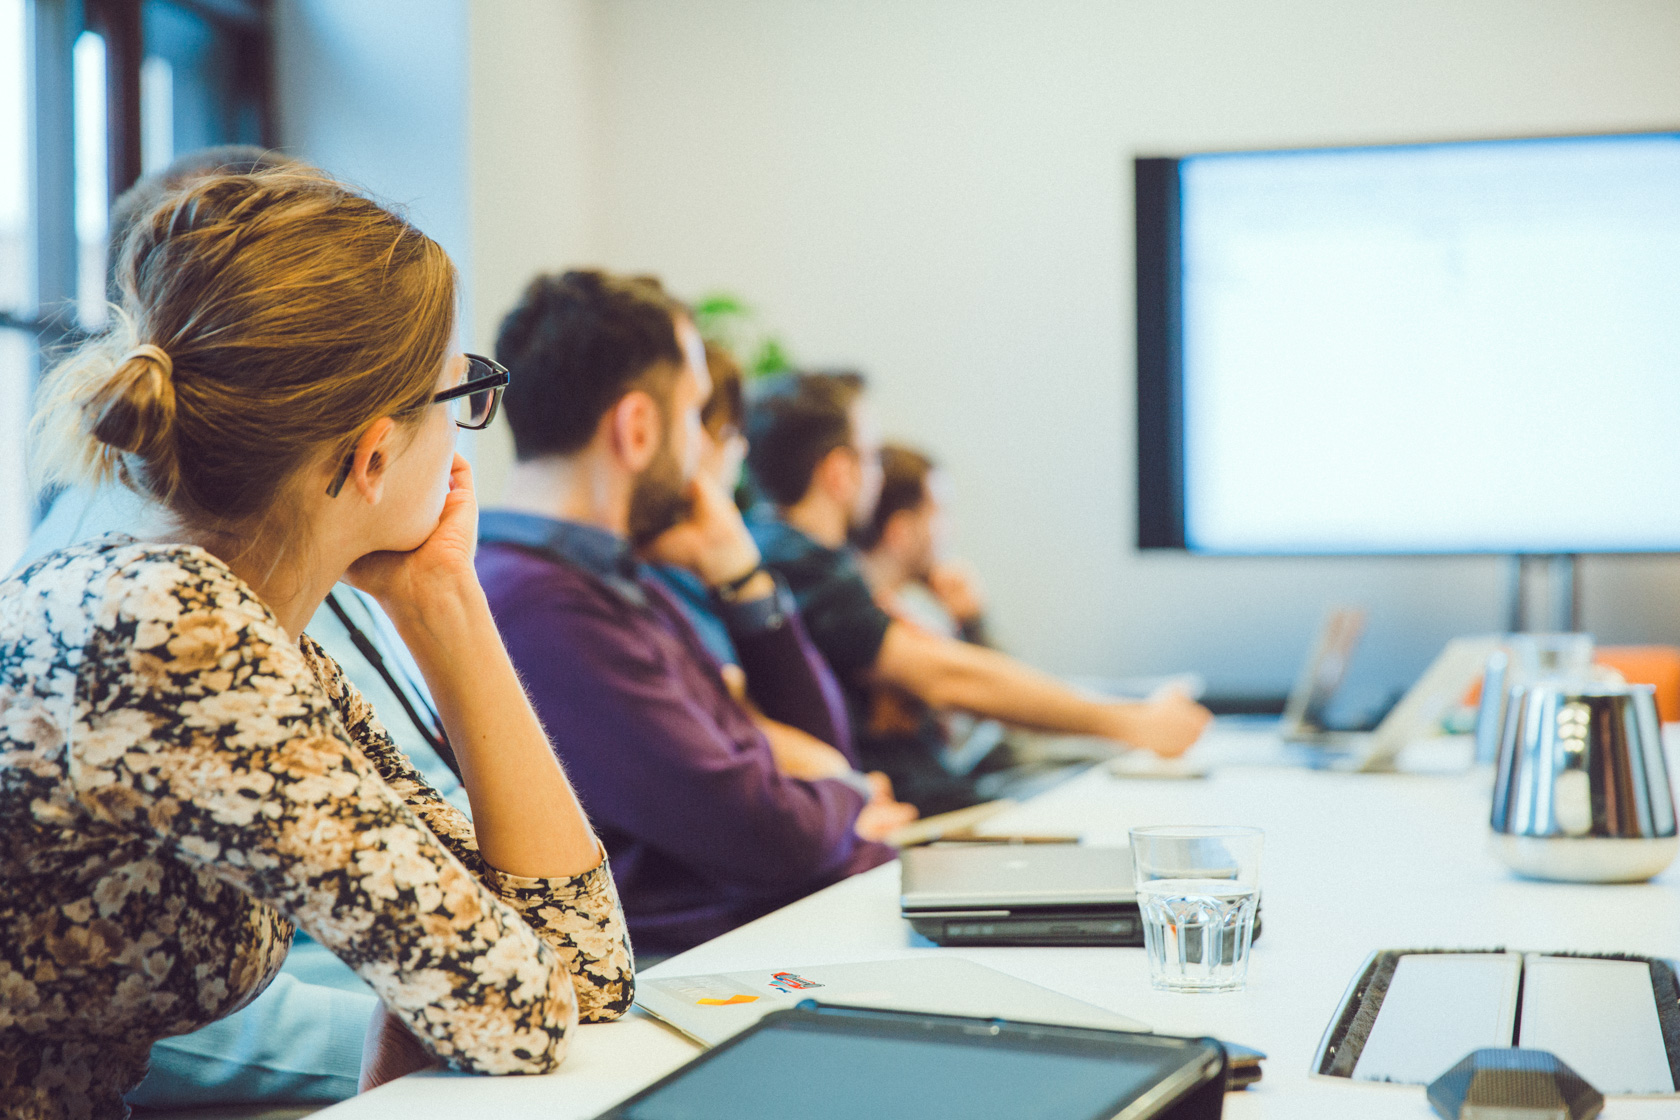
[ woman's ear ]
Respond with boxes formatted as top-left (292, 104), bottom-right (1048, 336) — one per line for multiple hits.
top-left (609, 389), bottom-right (662, 473)
top-left (347, 417), bottom-right (398, 504)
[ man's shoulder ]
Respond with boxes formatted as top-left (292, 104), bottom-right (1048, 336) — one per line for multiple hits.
top-left (745, 511), bottom-right (806, 559)
top-left (741, 518), bottom-right (889, 674)
top-left (476, 540), bottom-right (630, 623)
top-left (477, 542), bottom-right (692, 681)
top-left (477, 536), bottom-right (571, 586)
top-left (647, 563), bottom-right (708, 607)
top-left (747, 514), bottom-right (846, 584)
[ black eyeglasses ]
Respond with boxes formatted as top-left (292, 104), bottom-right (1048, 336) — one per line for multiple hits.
top-left (328, 353), bottom-right (511, 497)
top-left (437, 353), bottom-right (512, 431)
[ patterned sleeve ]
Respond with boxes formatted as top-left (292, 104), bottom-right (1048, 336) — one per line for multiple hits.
top-left (299, 634), bottom-right (632, 1022)
top-left (70, 552), bottom-right (629, 1074)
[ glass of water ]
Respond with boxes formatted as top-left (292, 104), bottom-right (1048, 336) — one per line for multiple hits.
top-left (1129, 825), bottom-right (1263, 993)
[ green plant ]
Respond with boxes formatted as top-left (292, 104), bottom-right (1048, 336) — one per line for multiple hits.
top-left (692, 291), bottom-right (795, 379)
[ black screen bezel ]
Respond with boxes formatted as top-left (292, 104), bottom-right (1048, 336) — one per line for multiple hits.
top-left (595, 1003), bottom-right (1224, 1120)
top-left (1132, 128), bottom-right (1680, 557)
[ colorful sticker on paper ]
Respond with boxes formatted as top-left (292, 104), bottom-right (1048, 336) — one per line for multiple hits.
top-left (766, 972), bottom-right (824, 993)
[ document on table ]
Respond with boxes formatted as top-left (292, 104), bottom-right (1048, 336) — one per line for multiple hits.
top-left (1352, 953), bottom-right (1522, 1084)
top-left (1518, 954), bottom-right (1675, 1095)
top-left (1350, 951), bottom-right (1677, 1093)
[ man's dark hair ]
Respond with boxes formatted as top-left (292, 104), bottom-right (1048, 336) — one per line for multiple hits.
top-left (857, 443), bottom-right (936, 550)
top-left (495, 270), bottom-right (685, 459)
top-left (744, 370), bottom-right (867, 507)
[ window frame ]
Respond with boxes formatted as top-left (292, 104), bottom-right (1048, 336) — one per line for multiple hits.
top-left (85, 0), bottom-right (272, 209)
top-left (8, 0), bottom-right (273, 531)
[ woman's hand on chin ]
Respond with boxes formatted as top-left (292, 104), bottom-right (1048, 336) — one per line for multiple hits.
top-left (346, 454), bottom-right (482, 616)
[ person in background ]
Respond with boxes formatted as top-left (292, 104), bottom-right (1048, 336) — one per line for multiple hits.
top-left (643, 341), bottom-right (751, 670)
top-left (482, 270), bottom-right (904, 958)
top-left (0, 169), bottom-right (632, 1120)
top-left (856, 443), bottom-right (990, 646)
top-left (646, 343), bottom-right (906, 795)
top-left (846, 441), bottom-right (1019, 809)
top-left (745, 372), bottom-right (1213, 815)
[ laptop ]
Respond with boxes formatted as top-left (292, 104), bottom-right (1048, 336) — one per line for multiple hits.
top-left (1281, 606), bottom-right (1368, 739)
top-left (637, 956), bottom-right (1149, 1046)
top-left (901, 844), bottom-right (1133, 947)
top-left (1282, 616), bottom-right (1496, 773)
top-left (899, 843), bottom-right (1264, 949)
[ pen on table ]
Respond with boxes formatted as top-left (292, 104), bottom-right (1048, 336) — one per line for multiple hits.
top-left (928, 832), bottom-right (1080, 845)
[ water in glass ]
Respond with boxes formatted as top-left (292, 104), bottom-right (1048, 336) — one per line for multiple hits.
top-left (1137, 877), bottom-right (1258, 992)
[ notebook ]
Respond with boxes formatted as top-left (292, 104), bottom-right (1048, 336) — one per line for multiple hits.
top-left (1518, 954), bottom-right (1675, 1096)
top-left (636, 957), bottom-right (1150, 1047)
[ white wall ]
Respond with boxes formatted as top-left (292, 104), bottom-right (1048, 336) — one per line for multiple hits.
top-left (463, 0), bottom-right (599, 502)
top-left (278, 0), bottom-right (1680, 702)
top-left (272, 0), bottom-right (471, 271)
top-left (571, 0), bottom-right (1680, 701)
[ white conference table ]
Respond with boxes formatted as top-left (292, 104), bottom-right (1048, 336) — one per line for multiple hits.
top-left (322, 727), bottom-right (1680, 1119)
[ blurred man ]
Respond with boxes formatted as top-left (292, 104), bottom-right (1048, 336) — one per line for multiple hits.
top-left (483, 272), bottom-right (905, 956)
top-left (645, 341), bottom-right (752, 669)
top-left (745, 372), bottom-right (1211, 814)
top-left (646, 343), bottom-right (902, 793)
top-left (848, 442), bottom-right (1015, 808)
top-left (856, 443), bottom-right (990, 645)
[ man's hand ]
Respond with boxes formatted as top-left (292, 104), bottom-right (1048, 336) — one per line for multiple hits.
top-left (359, 1006), bottom-right (440, 1093)
top-left (925, 561), bottom-right (985, 625)
top-left (1104, 690), bottom-right (1212, 758)
top-left (876, 622), bottom-right (1209, 753)
top-left (640, 474), bottom-right (762, 589)
top-left (755, 713), bottom-right (854, 782)
top-left (854, 783), bottom-right (919, 842)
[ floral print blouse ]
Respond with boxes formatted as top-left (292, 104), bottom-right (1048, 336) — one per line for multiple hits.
top-left (0, 536), bottom-right (634, 1120)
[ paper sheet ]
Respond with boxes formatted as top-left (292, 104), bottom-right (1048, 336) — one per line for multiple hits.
top-left (1519, 955), bottom-right (1676, 1094)
top-left (1352, 953), bottom-right (1522, 1084)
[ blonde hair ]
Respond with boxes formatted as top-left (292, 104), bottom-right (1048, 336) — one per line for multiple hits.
top-left (33, 168), bottom-right (456, 535)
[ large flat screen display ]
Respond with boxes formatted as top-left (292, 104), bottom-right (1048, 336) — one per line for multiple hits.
top-left (1135, 131), bottom-right (1680, 555)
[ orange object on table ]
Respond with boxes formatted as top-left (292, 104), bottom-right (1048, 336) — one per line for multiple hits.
top-left (1594, 645), bottom-right (1680, 723)
top-left (1461, 643), bottom-right (1680, 722)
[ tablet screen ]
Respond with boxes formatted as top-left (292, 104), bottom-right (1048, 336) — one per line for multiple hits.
top-left (617, 1015), bottom-right (1195, 1120)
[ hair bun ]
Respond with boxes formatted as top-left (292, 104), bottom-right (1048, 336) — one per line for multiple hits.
top-left (87, 343), bottom-right (180, 486)
top-left (122, 343), bottom-right (173, 382)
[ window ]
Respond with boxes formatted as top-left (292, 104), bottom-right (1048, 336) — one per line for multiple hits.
top-left (1, 0), bottom-right (34, 568)
top-left (2, 0), bottom-right (270, 572)
top-left (142, 2), bottom-right (268, 162)
top-left (73, 26), bottom-right (108, 329)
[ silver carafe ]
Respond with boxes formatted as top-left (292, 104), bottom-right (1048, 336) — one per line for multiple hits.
top-left (1490, 682), bottom-right (1678, 882)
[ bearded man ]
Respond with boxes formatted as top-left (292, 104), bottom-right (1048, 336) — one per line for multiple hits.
top-left (478, 271), bottom-right (904, 957)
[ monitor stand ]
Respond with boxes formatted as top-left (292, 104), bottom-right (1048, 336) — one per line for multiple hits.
top-left (1505, 554), bottom-right (1580, 633)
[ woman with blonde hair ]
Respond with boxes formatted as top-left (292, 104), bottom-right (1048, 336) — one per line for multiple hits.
top-left (0, 168), bottom-right (632, 1119)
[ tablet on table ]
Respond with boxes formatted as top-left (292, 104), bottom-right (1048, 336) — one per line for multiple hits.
top-left (595, 1002), bottom-right (1226, 1120)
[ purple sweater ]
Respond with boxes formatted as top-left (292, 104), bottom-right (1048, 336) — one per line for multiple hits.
top-left (476, 512), bottom-right (894, 955)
